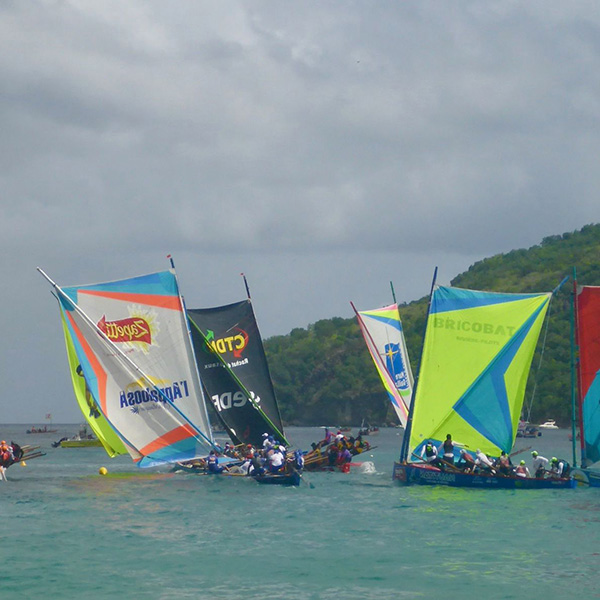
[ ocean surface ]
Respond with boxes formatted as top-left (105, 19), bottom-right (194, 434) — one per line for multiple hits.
top-left (1, 424), bottom-right (598, 600)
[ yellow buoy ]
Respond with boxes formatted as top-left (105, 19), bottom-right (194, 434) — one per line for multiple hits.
top-left (99, 467), bottom-right (108, 475)
top-left (20, 461), bottom-right (26, 467)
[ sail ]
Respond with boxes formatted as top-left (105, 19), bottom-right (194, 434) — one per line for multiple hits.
top-left (407, 286), bottom-right (551, 460)
top-left (60, 310), bottom-right (127, 457)
top-left (576, 286), bottom-right (600, 465)
top-left (187, 300), bottom-right (288, 447)
top-left (355, 304), bottom-right (412, 427)
top-left (54, 270), bottom-right (214, 467)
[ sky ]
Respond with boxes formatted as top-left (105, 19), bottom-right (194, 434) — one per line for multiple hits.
top-left (2, 1), bottom-right (599, 423)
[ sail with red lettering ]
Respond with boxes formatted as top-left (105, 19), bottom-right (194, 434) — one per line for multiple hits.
top-left (41, 269), bottom-right (215, 467)
top-left (187, 300), bottom-right (288, 447)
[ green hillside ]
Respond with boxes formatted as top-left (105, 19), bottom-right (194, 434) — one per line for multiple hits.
top-left (264, 223), bottom-right (600, 428)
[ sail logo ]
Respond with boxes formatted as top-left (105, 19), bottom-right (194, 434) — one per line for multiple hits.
top-left (433, 316), bottom-right (516, 337)
top-left (211, 390), bottom-right (260, 412)
top-left (384, 343), bottom-right (410, 391)
top-left (205, 328), bottom-right (249, 359)
top-left (119, 379), bottom-right (190, 409)
top-left (98, 315), bottom-right (152, 344)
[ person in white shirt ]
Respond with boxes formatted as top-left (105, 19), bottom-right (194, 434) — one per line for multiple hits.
top-left (531, 451), bottom-right (549, 478)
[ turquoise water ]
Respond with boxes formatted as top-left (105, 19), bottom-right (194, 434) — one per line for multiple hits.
top-left (2, 425), bottom-right (598, 600)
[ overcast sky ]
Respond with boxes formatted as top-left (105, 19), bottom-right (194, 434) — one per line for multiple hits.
top-left (2, 1), bottom-right (599, 423)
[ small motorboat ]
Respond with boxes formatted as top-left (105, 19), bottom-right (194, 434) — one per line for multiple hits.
top-left (539, 420), bottom-right (559, 429)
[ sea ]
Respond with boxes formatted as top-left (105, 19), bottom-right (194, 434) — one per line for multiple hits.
top-left (1, 424), bottom-right (598, 600)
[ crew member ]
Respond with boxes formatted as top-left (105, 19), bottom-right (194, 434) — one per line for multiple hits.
top-left (531, 451), bottom-right (549, 478)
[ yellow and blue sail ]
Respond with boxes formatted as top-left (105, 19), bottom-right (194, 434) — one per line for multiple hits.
top-left (55, 270), bottom-right (215, 467)
top-left (356, 304), bottom-right (412, 426)
top-left (408, 286), bottom-right (551, 460)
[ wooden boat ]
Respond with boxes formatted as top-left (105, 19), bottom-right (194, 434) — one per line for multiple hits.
top-left (26, 426), bottom-right (57, 434)
top-left (393, 462), bottom-right (576, 489)
top-left (394, 274), bottom-right (576, 489)
top-left (60, 438), bottom-right (102, 448)
top-left (253, 470), bottom-right (301, 486)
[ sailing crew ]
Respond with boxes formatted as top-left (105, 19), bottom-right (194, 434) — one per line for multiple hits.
top-left (494, 451), bottom-right (513, 476)
top-left (421, 442), bottom-right (441, 467)
top-left (207, 450), bottom-right (228, 474)
top-left (514, 460), bottom-right (530, 478)
top-left (336, 446), bottom-right (352, 467)
top-left (531, 451), bottom-right (549, 478)
top-left (475, 449), bottom-right (495, 474)
top-left (439, 434), bottom-right (465, 466)
top-left (268, 448), bottom-right (284, 473)
top-left (457, 448), bottom-right (476, 472)
top-left (549, 457), bottom-right (570, 478)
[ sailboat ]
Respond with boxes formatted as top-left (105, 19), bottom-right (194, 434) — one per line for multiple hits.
top-left (352, 299), bottom-right (413, 428)
top-left (393, 278), bottom-right (576, 489)
top-left (184, 278), bottom-right (301, 486)
top-left (571, 278), bottom-right (600, 486)
top-left (39, 268), bottom-right (217, 467)
top-left (187, 299), bottom-right (288, 448)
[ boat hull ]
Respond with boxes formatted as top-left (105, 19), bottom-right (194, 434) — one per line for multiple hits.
top-left (253, 471), bottom-right (301, 486)
top-left (60, 439), bottom-right (102, 448)
top-left (393, 462), bottom-right (576, 489)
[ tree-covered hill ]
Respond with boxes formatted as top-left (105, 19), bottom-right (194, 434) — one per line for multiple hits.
top-left (264, 223), bottom-right (600, 427)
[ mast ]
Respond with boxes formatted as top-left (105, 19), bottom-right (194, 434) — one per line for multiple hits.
top-left (399, 266), bottom-right (438, 463)
top-left (167, 254), bottom-right (216, 446)
top-left (570, 267), bottom-right (578, 467)
top-left (573, 267), bottom-right (588, 468)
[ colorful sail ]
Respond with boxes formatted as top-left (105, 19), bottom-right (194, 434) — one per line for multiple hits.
top-left (60, 310), bottom-right (127, 457)
top-left (187, 300), bottom-right (288, 447)
top-left (576, 285), bottom-right (600, 465)
top-left (47, 269), bottom-right (214, 467)
top-left (355, 304), bottom-right (412, 427)
top-left (407, 286), bottom-right (551, 461)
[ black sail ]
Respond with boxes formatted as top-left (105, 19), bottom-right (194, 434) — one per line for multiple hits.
top-left (187, 300), bottom-right (287, 447)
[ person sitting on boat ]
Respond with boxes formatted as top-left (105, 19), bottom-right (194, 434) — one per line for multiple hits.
top-left (474, 449), bottom-right (496, 474)
top-left (268, 448), bottom-right (285, 473)
top-left (0, 442), bottom-right (14, 467)
top-left (292, 449), bottom-right (305, 471)
top-left (421, 442), bottom-right (441, 467)
top-left (248, 451), bottom-right (265, 476)
top-left (439, 434), bottom-right (466, 466)
top-left (336, 445), bottom-right (352, 467)
top-left (456, 448), bottom-right (476, 472)
top-left (549, 457), bottom-right (570, 479)
top-left (262, 434), bottom-right (275, 453)
top-left (531, 451), bottom-right (549, 478)
top-left (493, 451), bottom-right (513, 476)
top-left (514, 460), bottom-right (530, 478)
top-left (327, 443), bottom-right (339, 467)
top-left (207, 450), bottom-right (228, 474)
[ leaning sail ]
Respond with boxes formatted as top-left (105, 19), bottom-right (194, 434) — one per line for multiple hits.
top-left (355, 304), bottom-right (412, 427)
top-left (60, 310), bottom-right (127, 458)
top-left (576, 286), bottom-right (600, 465)
top-left (408, 286), bottom-right (551, 460)
top-left (53, 270), bottom-right (214, 467)
top-left (187, 300), bottom-right (288, 447)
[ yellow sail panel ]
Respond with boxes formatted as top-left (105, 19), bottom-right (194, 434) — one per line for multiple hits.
top-left (61, 312), bottom-right (127, 458)
top-left (408, 287), bottom-right (550, 460)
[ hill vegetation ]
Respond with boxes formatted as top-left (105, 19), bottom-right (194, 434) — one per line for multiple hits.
top-left (264, 223), bottom-right (600, 428)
